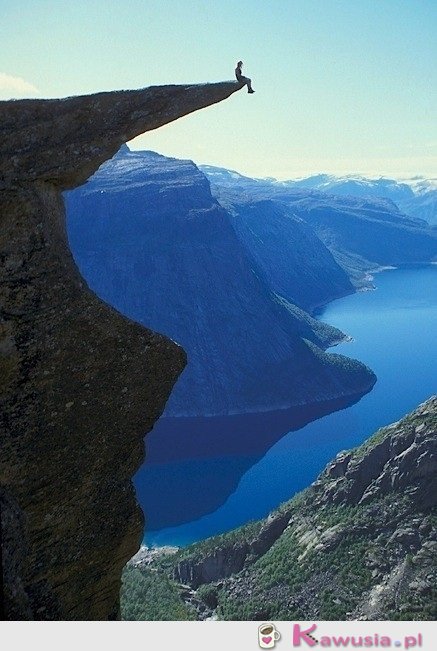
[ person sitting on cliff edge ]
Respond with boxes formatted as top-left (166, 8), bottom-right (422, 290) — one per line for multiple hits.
top-left (235, 60), bottom-right (255, 93)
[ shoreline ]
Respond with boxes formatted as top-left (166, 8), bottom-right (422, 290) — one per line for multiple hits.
top-left (137, 264), bottom-right (435, 549)
top-left (158, 380), bottom-right (375, 419)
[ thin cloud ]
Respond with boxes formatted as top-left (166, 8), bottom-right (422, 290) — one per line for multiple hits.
top-left (0, 72), bottom-right (40, 98)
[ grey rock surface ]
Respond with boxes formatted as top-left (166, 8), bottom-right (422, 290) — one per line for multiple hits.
top-left (0, 81), bottom-right (242, 619)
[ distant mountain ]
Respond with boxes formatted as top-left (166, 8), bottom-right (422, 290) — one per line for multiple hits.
top-left (201, 167), bottom-right (437, 225)
top-left (286, 173), bottom-right (420, 198)
top-left (402, 183), bottom-right (437, 225)
top-left (65, 148), bottom-right (374, 417)
top-left (201, 166), bottom-right (437, 286)
top-left (286, 174), bottom-right (437, 227)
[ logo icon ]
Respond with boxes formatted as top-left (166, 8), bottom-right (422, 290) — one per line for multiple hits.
top-left (258, 623), bottom-right (281, 648)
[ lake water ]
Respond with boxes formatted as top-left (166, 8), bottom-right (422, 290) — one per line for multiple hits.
top-left (135, 265), bottom-right (437, 547)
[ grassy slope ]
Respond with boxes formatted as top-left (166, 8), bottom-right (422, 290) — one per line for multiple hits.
top-left (121, 398), bottom-right (437, 621)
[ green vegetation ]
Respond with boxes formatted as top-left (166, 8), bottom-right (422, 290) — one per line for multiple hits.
top-left (353, 406), bottom-right (436, 462)
top-left (216, 504), bottom-right (374, 620)
top-left (196, 583), bottom-right (219, 609)
top-left (121, 566), bottom-right (196, 621)
top-left (274, 294), bottom-right (345, 348)
top-left (174, 518), bottom-right (262, 562)
top-left (121, 398), bottom-right (436, 622)
top-left (389, 586), bottom-right (437, 621)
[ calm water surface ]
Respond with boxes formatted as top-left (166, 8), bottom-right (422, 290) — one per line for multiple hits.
top-left (136, 266), bottom-right (437, 546)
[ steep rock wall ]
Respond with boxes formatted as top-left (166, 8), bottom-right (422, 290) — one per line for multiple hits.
top-left (141, 397), bottom-right (436, 621)
top-left (65, 148), bottom-right (376, 417)
top-left (0, 81), bottom-right (242, 619)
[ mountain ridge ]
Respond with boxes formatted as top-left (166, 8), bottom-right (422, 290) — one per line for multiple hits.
top-left (201, 164), bottom-right (437, 287)
top-left (200, 165), bottom-right (437, 225)
top-left (122, 396), bottom-right (437, 621)
top-left (66, 147), bottom-right (376, 417)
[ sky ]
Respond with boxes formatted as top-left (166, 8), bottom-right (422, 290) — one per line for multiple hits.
top-left (1, 0), bottom-right (436, 178)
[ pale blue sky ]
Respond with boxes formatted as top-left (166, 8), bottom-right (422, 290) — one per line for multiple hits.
top-left (1, 0), bottom-right (436, 177)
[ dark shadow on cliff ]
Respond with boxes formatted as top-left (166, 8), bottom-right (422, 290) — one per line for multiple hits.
top-left (0, 81), bottom-right (244, 620)
top-left (135, 391), bottom-right (369, 531)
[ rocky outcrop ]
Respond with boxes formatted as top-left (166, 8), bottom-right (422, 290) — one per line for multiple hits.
top-left (133, 397), bottom-right (436, 620)
top-left (173, 510), bottom-right (292, 589)
top-left (0, 81), bottom-right (242, 619)
top-left (215, 396), bottom-right (437, 620)
top-left (1, 83), bottom-right (242, 190)
top-left (313, 404), bottom-right (437, 509)
top-left (175, 544), bottom-right (251, 588)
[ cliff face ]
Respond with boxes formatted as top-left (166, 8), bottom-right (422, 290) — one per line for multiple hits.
top-left (0, 82), bottom-right (242, 619)
top-left (225, 199), bottom-right (355, 313)
top-left (66, 148), bottom-right (375, 417)
top-left (125, 397), bottom-right (437, 621)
